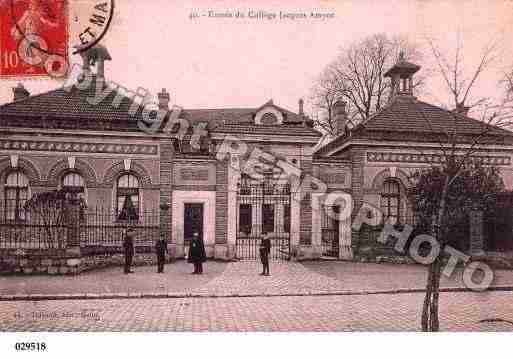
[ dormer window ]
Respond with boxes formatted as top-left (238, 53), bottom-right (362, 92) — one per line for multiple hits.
top-left (261, 112), bottom-right (278, 125)
top-left (254, 103), bottom-right (284, 125)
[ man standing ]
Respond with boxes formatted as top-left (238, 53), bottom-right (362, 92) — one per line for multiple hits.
top-left (123, 227), bottom-right (135, 274)
top-left (259, 232), bottom-right (271, 276)
top-left (188, 232), bottom-right (206, 274)
top-left (156, 234), bottom-right (168, 273)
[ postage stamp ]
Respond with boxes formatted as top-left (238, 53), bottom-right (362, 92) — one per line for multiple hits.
top-left (0, 0), bottom-right (114, 78)
top-left (0, 0), bottom-right (69, 78)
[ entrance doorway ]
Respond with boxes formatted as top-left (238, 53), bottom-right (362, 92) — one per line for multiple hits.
top-left (184, 203), bottom-right (204, 244)
top-left (235, 174), bottom-right (291, 260)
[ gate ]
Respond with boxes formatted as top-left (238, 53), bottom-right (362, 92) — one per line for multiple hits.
top-left (484, 193), bottom-right (513, 252)
top-left (321, 205), bottom-right (339, 258)
top-left (236, 174), bottom-right (291, 260)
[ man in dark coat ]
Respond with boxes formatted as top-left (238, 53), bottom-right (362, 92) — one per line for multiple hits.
top-left (155, 235), bottom-right (168, 273)
top-left (188, 232), bottom-right (206, 274)
top-left (259, 232), bottom-right (271, 276)
top-left (123, 227), bottom-right (135, 274)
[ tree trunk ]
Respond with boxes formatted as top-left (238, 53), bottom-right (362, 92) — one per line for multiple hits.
top-left (421, 176), bottom-right (449, 331)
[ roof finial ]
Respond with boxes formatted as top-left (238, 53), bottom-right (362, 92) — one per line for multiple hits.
top-left (77, 44), bottom-right (112, 78)
top-left (398, 50), bottom-right (405, 62)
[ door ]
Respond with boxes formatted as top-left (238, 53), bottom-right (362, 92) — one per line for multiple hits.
top-left (184, 203), bottom-right (204, 244)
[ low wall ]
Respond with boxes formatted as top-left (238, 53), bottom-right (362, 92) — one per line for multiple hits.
top-left (0, 250), bottom-right (173, 275)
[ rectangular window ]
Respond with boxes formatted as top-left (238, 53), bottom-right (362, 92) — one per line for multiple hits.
top-left (262, 204), bottom-right (275, 234)
top-left (238, 204), bottom-right (252, 235)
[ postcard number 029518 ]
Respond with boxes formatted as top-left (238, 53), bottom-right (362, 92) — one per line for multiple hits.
top-left (14, 342), bottom-right (47, 351)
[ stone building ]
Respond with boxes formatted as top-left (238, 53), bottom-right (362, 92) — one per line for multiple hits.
top-left (314, 56), bottom-right (513, 258)
top-left (1, 45), bottom-right (512, 270)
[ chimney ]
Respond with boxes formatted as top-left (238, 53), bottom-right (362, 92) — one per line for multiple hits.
top-left (298, 98), bottom-right (304, 115)
top-left (13, 83), bottom-right (30, 102)
top-left (454, 103), bottom-right (470, 116)
top-left (333, 99), bottom-right (347, 135)
top-left (158, 88), bottom-right (170, 110)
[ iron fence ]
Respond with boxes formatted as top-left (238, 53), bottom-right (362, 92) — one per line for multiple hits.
top-left (235, 179), bottom-right (291, 260)
top-left (0, 205), bottom-right (67, 250)
top-left (0, 203), bottom-right (161, 253)
top-left (321, 229), bottom-right (339, 258)
top-left (236, 235), bottom-right (291, 261)
top-left (79, 207), bottom-right (161, 254)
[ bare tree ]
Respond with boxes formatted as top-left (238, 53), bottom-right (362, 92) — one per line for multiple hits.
top-left (310, 33), bottom-right (425, 134)
top-left (425, 33), bottom-right (500, 112)
top-left (502, 68), bottom-right (513, 110)
top-left (415, 36), bottom-right (511, 332)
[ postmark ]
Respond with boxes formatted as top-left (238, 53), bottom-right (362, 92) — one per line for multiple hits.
top-left (71, 0), bottom-right (114, 54)
top-left (0, 0), bottom-right (114, 79)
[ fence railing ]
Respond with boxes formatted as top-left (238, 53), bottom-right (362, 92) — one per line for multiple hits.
top-left (80, 207), bottom-right (160, 254)
top-left (0, 204), bottom-right (161, 252)
top-left (0, 206), bottom-right (68, 250)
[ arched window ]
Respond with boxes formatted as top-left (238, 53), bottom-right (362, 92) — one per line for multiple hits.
top-left (116, 174), bottom-right (140, 221)
top-left (62, 172), bottom-right (85, 198)
top-left (381, 178), bottom-right (401, 225)
top-left (4, 171), bottom-right (29, 221)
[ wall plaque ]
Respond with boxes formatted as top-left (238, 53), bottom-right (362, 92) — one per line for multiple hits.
top-left (174, 163), bottom-right (216, 185)
top-left (181, 168), bottom-right (210, 181)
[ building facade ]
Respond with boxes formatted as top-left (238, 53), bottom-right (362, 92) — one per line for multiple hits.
top-left (1, 46), bottom-right (512, 267)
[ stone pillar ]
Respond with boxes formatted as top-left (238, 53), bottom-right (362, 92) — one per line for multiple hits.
top-left (310, 193), bottom-right (323, 258)
top-left (226, 160), bottom-right (240, 258)
top-left (349, 147), bottom-right (365, 259)
top-left (65, 200), bottom-right (81, 257)
top-left (299, 159), bottom-right (313, 246)
top-left (469, 210), bottom-right (485, 255)
top-left (215, 159), bottom-right (229, 258)
top-left (159, 140), bottom-right (174, 255)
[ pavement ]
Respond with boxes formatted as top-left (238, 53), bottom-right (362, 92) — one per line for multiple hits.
top-left (1, 291), bottom-right (513, 331)
top-left (1, 260), bottom-right (513, 300)
top-left (2, 261), bottom-right (513, 331)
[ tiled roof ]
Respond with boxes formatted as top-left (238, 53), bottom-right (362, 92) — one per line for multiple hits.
top-left (212, 123), bottom-right (321, 137)
top-left (384, 60), bottom-right (421, 77)
top-left (0, 81), bottom-right (311, 135)
top-left (179, 105), bottom-right (306, 129)
top-left (360, 95), bottom-right (512, 136)
top-left (315, 95), bottom-right (513, 155)
top-left (0, 81), bottom-right (147, 122)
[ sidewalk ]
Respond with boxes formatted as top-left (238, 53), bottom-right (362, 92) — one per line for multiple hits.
top-left (1, 260), bottom-right (513, 300)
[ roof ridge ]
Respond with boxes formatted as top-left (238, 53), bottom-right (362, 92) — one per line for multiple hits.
top-left (0, 85), bottom-right (67, 108)
top-left (184, 107), bottom-right (256, 111)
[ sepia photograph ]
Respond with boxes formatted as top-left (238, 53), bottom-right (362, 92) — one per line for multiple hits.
top-left (0, 0), bottom-right (513, 357)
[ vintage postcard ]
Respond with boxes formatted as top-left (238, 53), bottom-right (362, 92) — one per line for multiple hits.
top-left (0, 0), bottom-right (512, 357)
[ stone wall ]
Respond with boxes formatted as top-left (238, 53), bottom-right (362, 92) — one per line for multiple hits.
top-left (0, 251), bottom-right (173, 275)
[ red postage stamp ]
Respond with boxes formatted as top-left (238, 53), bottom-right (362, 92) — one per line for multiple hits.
top-left (0, 0), bottom-right (68, 78)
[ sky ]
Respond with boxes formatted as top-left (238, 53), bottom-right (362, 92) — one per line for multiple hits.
top-left (1, 0), bottom-right (513, 117)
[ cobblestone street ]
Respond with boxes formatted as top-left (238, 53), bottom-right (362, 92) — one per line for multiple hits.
top-left (1, 261), bottom-right (513, 331)
top-left (2, 260), bottom-right (513, 298)
top-left (1, 291), bottom-right (513, 331)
